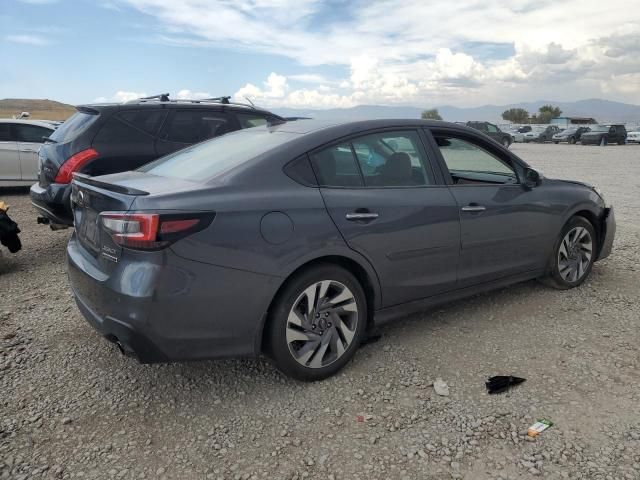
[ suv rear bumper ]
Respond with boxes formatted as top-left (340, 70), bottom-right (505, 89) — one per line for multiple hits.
top-left (30, 182), bottom-right (74, 226)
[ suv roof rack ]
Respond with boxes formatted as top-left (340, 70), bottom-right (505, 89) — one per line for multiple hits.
top-left (124, 94), bottom-right (258, 110)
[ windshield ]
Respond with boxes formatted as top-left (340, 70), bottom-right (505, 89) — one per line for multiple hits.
top-left (49, 111), bottom-right (99, 142)
top-left (139, 128), bottom-right (298, 182)
top-left (591, 125), bottom-right (610, 132)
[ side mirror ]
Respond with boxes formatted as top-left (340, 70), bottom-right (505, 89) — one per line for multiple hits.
top-left (523, 167), bottom-right (541, 189)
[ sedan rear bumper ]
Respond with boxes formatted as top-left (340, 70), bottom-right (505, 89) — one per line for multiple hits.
top-left (67, 232), bottom-right (280, 363)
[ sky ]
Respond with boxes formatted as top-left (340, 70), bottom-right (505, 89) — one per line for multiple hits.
top-left (1, 0), bottom-right (640, 109)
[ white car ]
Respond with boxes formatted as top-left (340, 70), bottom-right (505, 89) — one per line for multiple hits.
top-left (0, 119), bottom-right (55, 186)
top-left (627, 128), bottom-right (640, 144)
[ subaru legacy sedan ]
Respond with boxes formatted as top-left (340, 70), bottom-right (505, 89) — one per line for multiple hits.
top-left (67, 119), bottom-right (615, 381)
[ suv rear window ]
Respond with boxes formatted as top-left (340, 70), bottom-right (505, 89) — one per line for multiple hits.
top-left (140, 128), bottom-right (297, 182)
top-left (50, 111), bottom-right (99, 143)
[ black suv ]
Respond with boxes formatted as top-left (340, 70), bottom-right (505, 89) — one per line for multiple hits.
top-left (579, 124), bottom-right (627, 146)
top-left (30, 95), bottom-right (284, 227)
top-left (466, 121), bottom-right (512, 148)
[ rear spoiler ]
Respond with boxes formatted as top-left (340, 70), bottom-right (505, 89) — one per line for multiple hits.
top-left (72, 173), bottom-right (149, 196)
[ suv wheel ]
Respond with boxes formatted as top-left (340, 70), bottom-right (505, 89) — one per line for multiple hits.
top-left (539, 216), bottom-right (596, 290)
top-left (267, 265), bottom-right (367, 381)
top-left (569, 136), bottom-right (576, 144)
top-left (502, 138), bottom-right (510, 148)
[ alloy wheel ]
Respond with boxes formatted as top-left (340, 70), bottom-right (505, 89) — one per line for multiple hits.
top-left (286, 280), bottom-right (359, 369)
top-left (557, 226), bottom-right (593, 282)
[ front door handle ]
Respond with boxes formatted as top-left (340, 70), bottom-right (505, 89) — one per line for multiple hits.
top-left (461, 205), bottom-right (486, 212)
top-left (345, 212), bottom-right (379, 221)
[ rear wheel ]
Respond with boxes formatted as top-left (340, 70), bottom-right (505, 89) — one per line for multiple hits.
top-left (266, 265), bottom-right (367, 381)
top-left (569, 136), bottom-right (576, 144)
top-left (502, 138), bottom-right (510, 148)
top-left (539, 216), bottom-right (596, 290)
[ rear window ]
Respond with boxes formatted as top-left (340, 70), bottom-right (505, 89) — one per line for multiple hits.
top-left (139, 129), bottom-right (298, 182)
top-left (50, 111), bottom-right (99, 142)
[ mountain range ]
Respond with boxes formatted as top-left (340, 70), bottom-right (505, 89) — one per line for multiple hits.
top-left (275, 99), bottom-right (640, 124)
top-left (2, 98), bottom-right (639, 124)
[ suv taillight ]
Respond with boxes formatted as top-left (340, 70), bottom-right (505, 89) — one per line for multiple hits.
top-left (55, 148), bottom-right (99, 184)
top-left (100, 212), bottom-right (214, 250)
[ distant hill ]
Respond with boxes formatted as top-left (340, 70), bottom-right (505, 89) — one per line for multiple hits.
top-left (275, 99), bottom-right (640, 124)
top-left (0, 99), bottom-right (76, 121)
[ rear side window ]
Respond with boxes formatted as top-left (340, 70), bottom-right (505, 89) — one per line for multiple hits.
top-left (0, 124), bottom-right (13, 141)
top-left (140, 129), bottom-right (298, 182)
top-left (50, 111), bottom-right (99, 143)
top-left (14, 124), bottom-right (53, 143)
top-left (117, 110), bottom-right (166, 136)
top-left (93, 116), bottom-right (153, 144)
top-left (236, 113), bottom-right (270, 129)
top-left (310, 143), bottom-right (363, 187)
top-left (164, 110), bottom-right (231, 143)
top-left (310, 130), bottom-right (433, 187)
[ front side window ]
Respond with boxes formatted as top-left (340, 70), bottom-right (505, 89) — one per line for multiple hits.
top-left (14, 124), bottom-right (53, 143)
top-left (434, 135), bottom-right (517, 185)
top-left (486, 124), bottom-right (498, 133)
top-left (165, 110), bottom-right (231, 143)
top-left (310, 130), bottom-right (433, 188)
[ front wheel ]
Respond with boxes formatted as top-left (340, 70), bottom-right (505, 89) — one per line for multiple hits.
top-left (539, 216), bottom-right (596, 290)
top-left (266, 265), bottom-right (367, 381)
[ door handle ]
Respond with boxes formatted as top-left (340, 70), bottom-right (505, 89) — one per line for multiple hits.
top-left (345, 212), bottom-right (379, 221)
top-left (461, 205), bottom-right (486, 212)
top-left (20, 148), bottom-right (38, 153)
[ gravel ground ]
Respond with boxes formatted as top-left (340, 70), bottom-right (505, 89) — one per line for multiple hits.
top-left (1, 143), bottom-right (639, 480)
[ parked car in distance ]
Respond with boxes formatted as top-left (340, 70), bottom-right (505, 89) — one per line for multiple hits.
top-left (67, 119), bottom-right (615, 381)
top-left (625, 127), bottom-right (640, 144)
top-left (0, 119), bottom-right (55, 186)
top-left (466, 121), bottom-right (512, 147)
top-left (580, 124), bottom-right (627, 146)
top-left (552, 126), bottom-right (591, 144)
top-left (30, 94), bottom-right (285, 228)
top-left (511, 125), bottom-right (532, 143)
top-left (523, 125), bottom-right (561, 143)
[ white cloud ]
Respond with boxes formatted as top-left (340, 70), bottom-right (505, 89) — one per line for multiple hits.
top-left (122, 0), bottom-right (640, 107)
top-left (94, 91), bottom-right (147, 103)
top-left (5, 34), bottom-right (49, 45)
top-left (175, 89), bottom-right (211, 100)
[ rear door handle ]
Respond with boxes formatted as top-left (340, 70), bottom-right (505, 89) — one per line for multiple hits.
top-left (461, 205), bottom-right (486, 212)
top-left (345, 212), bottom-right (379, 221)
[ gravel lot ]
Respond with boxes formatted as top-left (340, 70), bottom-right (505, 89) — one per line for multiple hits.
top-left (1, 143), bottom-right (639, 480)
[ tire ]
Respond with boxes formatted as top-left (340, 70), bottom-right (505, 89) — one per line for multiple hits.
top-left (569, 136), bottom-right (576, 144)
top-left (266, 264), bottom-right (368, 381)
top-left (539, 216), bottom-right (597, 290)
top-left (502, 138), bottom-right (510, 148)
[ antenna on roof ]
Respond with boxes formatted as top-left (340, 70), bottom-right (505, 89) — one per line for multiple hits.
top-left (139, 93), bottom-right (170, 102)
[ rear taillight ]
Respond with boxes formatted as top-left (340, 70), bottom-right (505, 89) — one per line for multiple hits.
top-left (55, 148), bottom-right (99, 184)
top-left (100, 212), bottom-right (213, 250)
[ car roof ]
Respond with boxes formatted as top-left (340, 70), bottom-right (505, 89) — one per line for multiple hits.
top-left (0, 118), bottom-right (57, 128)
top-left (76, 101), bottom-right (282, 119)
top-left (271, 118), bottom-right (462, 135)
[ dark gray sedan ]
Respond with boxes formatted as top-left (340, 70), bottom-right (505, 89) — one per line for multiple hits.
top-left (67, 119), bottom-right (615, 380)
